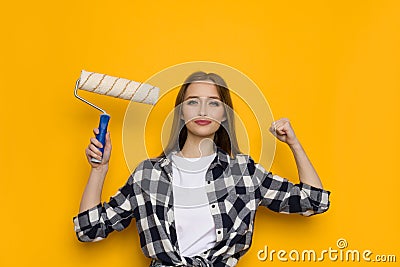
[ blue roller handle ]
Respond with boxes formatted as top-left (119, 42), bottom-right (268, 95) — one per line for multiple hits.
top-left (91, 113), bottom-right (111, 163)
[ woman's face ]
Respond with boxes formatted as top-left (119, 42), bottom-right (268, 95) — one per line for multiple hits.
top-left (181, 81), bottom-right (226, 139)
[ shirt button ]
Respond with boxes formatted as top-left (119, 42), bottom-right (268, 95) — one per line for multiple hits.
top-left (211, 204), bottom-right (216, 208)
top-left (207, 181), bottom-right (211, 184)
top-left (217, 230), bottom-right (221, 234)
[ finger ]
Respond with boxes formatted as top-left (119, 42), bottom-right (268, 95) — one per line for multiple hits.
top-left (277, 119), bottom-right (290, 129)
top-left (274, 123), bottom-right (284, 132)
top-left (275, 119), bottom-right (289, 129)
top-left (276, 126), bottom-right (287, 135)
top-left (271, 121), bottom-right (278, 131)
top-left (105, 132), bottom-right (112, 151)
top-left (86, 148), bottom-right (102, 160)
top-left (105, 132), bottom-right (111, 144)
top-left (93, 128), bottom-right (99, 135)
top-left (276, 124), bottom-right (287, 131)
top-left (268, 126), bottom-right (275, 134)
top-left (90, 137), bottom-right (103, 148)
top-left (278, 121), bottom-right (287, 129)
top-left (268, 126), bottom-right (278, 137)
top-left (89, 144), bottom-right (103, 156)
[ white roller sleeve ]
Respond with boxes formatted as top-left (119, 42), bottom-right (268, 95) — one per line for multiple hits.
top-left (78, 70), bottom-right (159, 105)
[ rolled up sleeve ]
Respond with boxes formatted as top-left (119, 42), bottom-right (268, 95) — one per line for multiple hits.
top-left (72, 175), bottom-right (136, 242)
top-left (252, 160), bottom-right (330, 216)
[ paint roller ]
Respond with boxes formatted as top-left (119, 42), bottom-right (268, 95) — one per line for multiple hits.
top-left (74, 70), bottom-right (159, 163)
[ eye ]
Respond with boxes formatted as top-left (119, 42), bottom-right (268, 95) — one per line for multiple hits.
top-left (186, 99), bottom-right (199, 105)
top-left (209, 100), bottom-right (221, 107)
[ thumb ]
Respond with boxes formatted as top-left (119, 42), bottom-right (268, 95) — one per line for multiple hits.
top-left (105, 132), bottom-right (111, 146)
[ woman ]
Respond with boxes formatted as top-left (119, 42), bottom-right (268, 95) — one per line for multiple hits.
top-left (73, 72), bottom-right (330, 267)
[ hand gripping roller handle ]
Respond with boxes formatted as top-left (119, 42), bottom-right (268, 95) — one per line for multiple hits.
top-left (74, 79), bottom-right (110, 163)
top-left (74, 70), bottom-right (159, 164)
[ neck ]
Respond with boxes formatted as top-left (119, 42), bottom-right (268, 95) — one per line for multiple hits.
top-left (180, 133), bottom-right (216, 158)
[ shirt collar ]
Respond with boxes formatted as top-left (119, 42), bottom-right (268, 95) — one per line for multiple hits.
top-left (157, 146), bottom-right (231, 179)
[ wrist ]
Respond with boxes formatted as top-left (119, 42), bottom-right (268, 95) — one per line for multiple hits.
top-left (91, 164), bottom-right (109, 174)
top-left (288, 140), bottom-right (302, 150)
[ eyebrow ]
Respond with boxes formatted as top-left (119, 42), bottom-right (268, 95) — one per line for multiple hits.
top-left (184, 96), bottom-right (221, 100)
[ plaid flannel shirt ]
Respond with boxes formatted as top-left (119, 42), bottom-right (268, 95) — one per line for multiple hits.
top-left (73, 147), bottom-right (330, 267)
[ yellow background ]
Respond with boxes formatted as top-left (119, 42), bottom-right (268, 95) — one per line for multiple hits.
top-left (0, 0), bottom-right (399, 266)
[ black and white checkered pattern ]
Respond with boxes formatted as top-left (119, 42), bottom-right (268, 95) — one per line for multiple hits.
top-left (73, 147), bottom-right (330, 266)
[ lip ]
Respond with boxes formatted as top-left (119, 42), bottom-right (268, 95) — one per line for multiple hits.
top-left (194, 119), bottom-right (212, 125)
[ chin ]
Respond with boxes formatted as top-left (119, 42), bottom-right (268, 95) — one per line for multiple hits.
top-left (188, 129), bottom-right (217, 138)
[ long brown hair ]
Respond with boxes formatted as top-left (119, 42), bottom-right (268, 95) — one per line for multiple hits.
top-left (158, 71), bottom-right (242, 158)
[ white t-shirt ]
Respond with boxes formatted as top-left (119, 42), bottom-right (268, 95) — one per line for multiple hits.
top-left (171, 152), bottom-right (217, 257)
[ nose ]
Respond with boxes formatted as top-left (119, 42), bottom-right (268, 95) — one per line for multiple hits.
top-left (199, 99), bottom-right (207, 116)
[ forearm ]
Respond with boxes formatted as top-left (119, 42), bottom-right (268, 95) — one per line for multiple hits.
top-left (79, 165), bottom-right (108, 212)
top-left (289, 141), bottom-right (323, 189)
